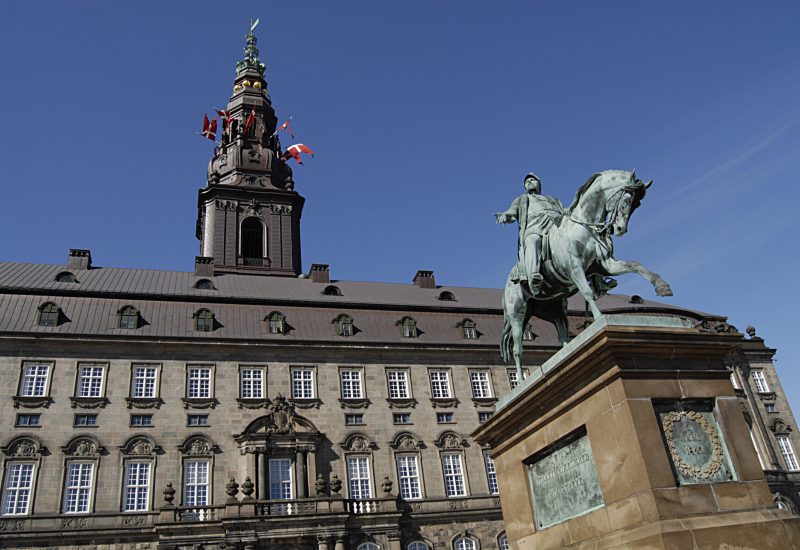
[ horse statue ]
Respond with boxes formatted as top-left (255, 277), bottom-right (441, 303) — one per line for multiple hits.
top-left (500, 169), bottom-right (672, 380)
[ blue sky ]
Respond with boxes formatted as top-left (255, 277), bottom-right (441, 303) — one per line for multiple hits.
top-left (2, 2), bottom-right (799, 411)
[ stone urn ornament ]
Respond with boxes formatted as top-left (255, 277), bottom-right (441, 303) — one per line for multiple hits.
top-left (163, 482), bottom-right (176, 506)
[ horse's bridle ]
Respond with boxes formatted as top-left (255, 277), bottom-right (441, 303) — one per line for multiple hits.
top-left (569, 179), bottom-right (641, 236)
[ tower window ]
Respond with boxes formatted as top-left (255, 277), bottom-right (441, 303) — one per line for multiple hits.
top-left (241, 217), bottom-right (264, 262)
top-left (37, 303), bottom-right (60, 327)
top-left (119, 306), bottom-right (140, 329)
top-left (194, 309), bottom-right (215, 332)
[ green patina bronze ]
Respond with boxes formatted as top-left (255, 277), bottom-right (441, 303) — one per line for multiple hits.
top-left (236, 19), bottom-right (266, 76)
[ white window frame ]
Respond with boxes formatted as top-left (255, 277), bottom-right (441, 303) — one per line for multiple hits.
top-left (75, 363), bottom-right (107, 398)
top-left (441, 453), bottom-right (467, 497)
top-left (408, 542), bottom-right (430, 550)
top-left (387, 369), bottom-right (411, 399)
top-left (239, 365), bottom-right (266, 399)
top-left (183, 459), bottom-right (210, 506)
top-left (2, 462), bottom-right (36, 515)
top-left (507, 368), bottom-right (528, 390)
top-left (130, 364), bottom-right (160, 399)
top-left (752, 370), bottom-right (770, 393)
top-left (777, 436), bottom-right (800, 471)
top-left (396, 454), bottom-right (423, 500)
top-left (291, 367), bottom-right (316, 399)
top-left (498, 533), bottom-right (509, 550)
top-left (123, 461), bottom-right (152, 512)
top-left (484, 452), bottom-right (499, 495)
top-left (18, 362), bottom-right (53, 397)
top-left (186, 365), bottom-right (214, 399)
top-left (347, 456), bottom-right (373, 500)
top-left (454, 537), bottom-right (476, 550)
top-left (340, 369), bottom-right (364, 399)
top-left (469, 370), bottom-right (493, 399)
top-left (63, 461), bottom-right (96, 514)
top-left (269, 458), bottom-right (293, 500)
top-left (429, 370), bottom-right (452, 399)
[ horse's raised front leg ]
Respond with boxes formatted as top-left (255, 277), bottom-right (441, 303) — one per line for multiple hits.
top-left (600, 258), bottom-right (673, 297)
top-left (569, 265), bottom-right (604, 322)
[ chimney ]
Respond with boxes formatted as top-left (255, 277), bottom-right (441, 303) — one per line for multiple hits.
top-left (413, 270), bottom-right (436, 289)
top-left (195, 256), bottom-right (214, 277)
top-left (309, 264), bottom-right (330, 283)
top-left (67, 249), bottom-right (92, 270)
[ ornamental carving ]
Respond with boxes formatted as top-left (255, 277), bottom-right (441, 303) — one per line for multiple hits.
top-left (694, 320), bottom-right (737, 334)
top-left (2, 437), bottom-right (42, 457)
top-left (215, 200), bottom-right (237, 211)
top-left (244, 198), bottom-right (261, 217)
top-left (342, 434), bottom-right (375, 453)
top-left (390, 433), bottom-right (424, 451)
top-left (247, 149), bottom-right (262, 163)
top-left (61, 517), bottom-right (88, 529)
top-left (121, 436), bottom-right (158, 457)
top-left (435, 432), bottom-right (467, 450)
top-left (263, 394), bottom-right (296, 435)
top-left (0, 519), bottom-right (25, 531)
top-left (271, 204), bottom-right (292, 215)
top-left (663, 410), bottom-right (723, 480)
top-left (63, 437), bottom-right (103, 458)
top-left (120, 515), bottom-right (147, 527)
top-left (180, 436), bottom-right (217, 457)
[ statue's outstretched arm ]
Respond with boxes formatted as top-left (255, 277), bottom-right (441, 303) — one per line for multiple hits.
top-left (494, 197), bottom-right (519, 224)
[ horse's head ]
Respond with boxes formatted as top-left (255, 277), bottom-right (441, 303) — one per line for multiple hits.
top-left (610, 171), bottom-right (651, 236)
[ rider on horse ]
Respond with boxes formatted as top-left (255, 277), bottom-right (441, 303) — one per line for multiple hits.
top-left (495, 173), bottom-right (565, 295)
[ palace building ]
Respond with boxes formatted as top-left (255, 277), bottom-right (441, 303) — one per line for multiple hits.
top-left (0, 28), bottom-right (798, 550)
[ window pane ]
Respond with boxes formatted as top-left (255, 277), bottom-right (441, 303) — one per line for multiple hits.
top-left (388, 370), bottom-right (409, 399)
top-left (778, 436), bottom-right (800, 470)
top-left (124, 462), bottom-right (151, 512)
top-left (188, 367), bottom-right (212, 398)
top-left (396, 455), bottom-right (421, 499)
top-left (484, 453), bottom-right (499, 494)
top-left (183, 461), bottom-right (209, 506)
top-left (78, 365), bottom-right (104, 398)
top-left (240, 368), bottom-right (264, 399)
top-left (429, 371), bottom-right (451, 399)
top-left (269, 458), bottom-right (293, 499)
top-left (341, 370), bottom-right (363, 399)
top-left (132, 366), bottom-right (158, 398)
top-left (292, 369), bottom-right (314, 399)
top-left (347, 457), bottom-right (371, 500)
top-left (2, 463), bottom-right (34, 515)
top-left (20, 364), bottom-right (49, 397)
top-left (470, 371), bottom-right (492, 398)
top-left (442, 454), bottom-right (466, 497)
top-left (64, 463), bottom-right (94, 513)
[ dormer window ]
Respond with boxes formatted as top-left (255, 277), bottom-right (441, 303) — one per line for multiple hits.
top-left (322, 285), bottom-right (342, 296)
top-left (333, 314), bottom-right (354, 337)
top-left (37, 303), bottom-right (61, 327)
top-left (398, 317), bottom-right (418, 338)
top-left (119, 306), bottom-right (141, 329)
top-left (438, 291), bottom-right (456, 301)
top-left (194, 309), bottom-right (215, 332)
top-left (195, 279), bottom-right (215, 290)
top-left (458, 319), bottom-right (477, 340)
top-left (629, 295), bottom-right (644, 304)
top-left (55, 271), bottom-right (78, 283)
top-left (267, 311), bottom-right (285, 335)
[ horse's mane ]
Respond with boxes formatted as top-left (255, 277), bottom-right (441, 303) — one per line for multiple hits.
top-left (567, 172), bottom-right (603, 214)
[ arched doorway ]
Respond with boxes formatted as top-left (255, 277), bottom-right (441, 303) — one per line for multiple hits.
top-left (241, 217), bottom-right (265, 264)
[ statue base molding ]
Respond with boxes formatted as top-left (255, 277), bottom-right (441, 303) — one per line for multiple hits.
top-left (474, 315), bottom-right (800, 549)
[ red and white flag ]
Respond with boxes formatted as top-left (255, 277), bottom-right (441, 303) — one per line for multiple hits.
top-left (244, 107), bottom-right (256, 134)
top-left (278, 117), bottom-right (294, 139)
top-left (215, 109), bottom-right (232, 129)
top-left (282, 143), bottom-right (314, 164)
top-left (201, 114), bottom-right (217, 141)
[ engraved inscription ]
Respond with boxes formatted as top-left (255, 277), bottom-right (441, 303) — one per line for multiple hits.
top-left (527, 429), bottom-right (604, 529)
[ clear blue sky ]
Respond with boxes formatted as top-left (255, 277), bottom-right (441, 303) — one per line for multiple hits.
top-left (2, 2), bottom-right (799, 411)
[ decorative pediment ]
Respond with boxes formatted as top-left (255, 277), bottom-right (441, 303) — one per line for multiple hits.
top-left (435, 431), bottom-right (468, 450)
top-left (120, 436), bottom-right (161, 457)
top-left (769, 418), bottom-right (792, 435)
top-left (341, 433), bottom-right (376, 453)
top-left (262, 395), bottom-right (296, 434)
top-left (179, 435), bottom-right (218, 457)
top-left (389, 432), bottom-right (424, 451)
top-left (2, 436), bottom-right (45, 458)
top-left (63, 436), bottom-right (104, 458)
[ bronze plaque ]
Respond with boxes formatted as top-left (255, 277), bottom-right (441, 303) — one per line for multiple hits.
top-left (526, 428), bottom-right (604, 529)
top-left (655, 400), bottom-right (737, 485)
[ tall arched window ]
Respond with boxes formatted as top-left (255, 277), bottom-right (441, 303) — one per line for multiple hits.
top-left (241, 217), bottom-right (264, 263)
top-left (453, 537), bottom-right (476, 550)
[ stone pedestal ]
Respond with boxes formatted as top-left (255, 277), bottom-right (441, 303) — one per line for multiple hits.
top-left (473, 315), bottom-right (800, 549)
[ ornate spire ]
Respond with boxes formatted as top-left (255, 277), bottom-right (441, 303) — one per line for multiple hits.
top-left (236, 19), bottom-right (265, 77)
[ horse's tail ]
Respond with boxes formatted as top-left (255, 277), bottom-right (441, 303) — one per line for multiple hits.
top-left (500, 315), bottom-right (513, 364)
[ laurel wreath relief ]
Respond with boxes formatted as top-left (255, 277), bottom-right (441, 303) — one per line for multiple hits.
top-left (662, 410), bottom-right (723, 479)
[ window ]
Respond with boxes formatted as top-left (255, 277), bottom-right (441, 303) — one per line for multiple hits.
top-left (777, 436), bottom-right (800, 471)
top-left (345, 414), bottom-right (364, 425)
top-left (74, 414), bottom-right (98, 427)
top-left (15, 414), bottom-right (40, 427)
top-left (347, 456), bottom-right (372, 499)
top-left (437, 291), bottom-right (456, 301)
top-left (19, 362), bottom-right (50, 397)
top-left (484, 453), bottom-right (499, 494)
top-left (37, 303), bottom-right (60, 326)
top-left (454, 538), bottom-right (476, 550)
top-left (508, 369), bottom-right (528, 389)
top-left (63, 462), bottom-right (94, 513)
top-left (194, 279), bottom-right (215, 290)
top-left (358, 544), bottom-right (379, 550)
top-left (291, 368), bottom-right (315, 399)
top-left (334, 314), bottom-right (354, 336)
top-left (76, 364), bottom-right (105, 398)
top-left (437, 412), bottom-right (454, 424)
top-left (460, 319), bottom-right (477, 339)
top-left (269, 458), bottom-right (292, 499)
top-left (400, 318), bottom-right (418, 338)
top-left (340, 370), bottom-right (363, 399)
top-left (765, 403), bottom-right (777, 413)
top-left (387, 370), bottom-right (410, 399)
top-left (442, 454), bottom-right (466, 497)
top-left (241, 217), bottom-right (264, 261)
top-left (498, 534), bottom-right (509, 550)
top-left (267, 312), bottom-right (285, 334)
top-left (396, 455), bottom-right (422, 499)
top-left (429, 370), bottom-right (452, 399)
top-left (470, 371), bottom-right (493, 398)
top-left (187, 366), bottom-right (213, 398)
top-left (323, 285), bottom-right (342, 296)
top-left (408, 543), bottom-right (430, 550)
top-left (393, 413), bottom-right (412, 425)
top-left (240, 367), bottom-right (265, 399)
top-left (119, 306), bottom-right (140, 329)
top-left (188, 414), bottom-right (209, 426)
top-left (2, 463), bottom-right (35, 515)
top-left (55, 271), bottom-right (78, 283)
top-left (130, 415), bottom-right (153, 427)
top-left (183, 460), bottom-right (209, 506)
top-left (131, 365), bottom-right (158, 398)
top-left (194, 309), bottom-right (215, 332)
top-left (752, 370), bottom-right (770, 393)
top-left (478, 412), bottom-right (493, 423)
top-left (123, 462), bottom-right (151, 512)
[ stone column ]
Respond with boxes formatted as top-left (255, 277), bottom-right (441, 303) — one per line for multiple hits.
top-left (317, 535), bottom-right (330, 550)
top-left (258, 452), bottom-right (267, 499)
top-left (334, 536), bottom-right (346, 550)
top-left (296, 449), bottom-right (308, 498)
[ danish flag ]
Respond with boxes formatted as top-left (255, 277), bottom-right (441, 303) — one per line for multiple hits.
top-left (215, 109), bottom-right (232, 129)
top-left (278, 117), bottom-right (294, 139)
top-left (282, 143), bottom-right (314, 165)
top-left (201, 114), bottom-right (217, 141)
top-left (244, 107), bottom-right (256, 134)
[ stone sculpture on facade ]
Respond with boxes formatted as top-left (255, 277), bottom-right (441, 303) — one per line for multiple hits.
top-left (496, 170), bottom-right (673, 380)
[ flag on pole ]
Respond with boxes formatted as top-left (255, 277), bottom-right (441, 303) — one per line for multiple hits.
top-left (215, 109), bottom-right (232, 129)
top-left (201, 114), bottom-right (217, 141)
top-left (282, 143), bottom-right (314, 165)
top-left (277, 117), bottom-right (294, 139)
top-left (244, 107), bottom-right (256, 134)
